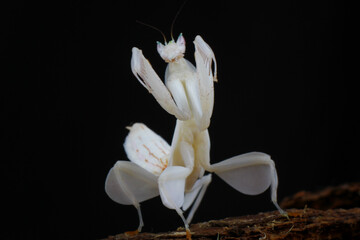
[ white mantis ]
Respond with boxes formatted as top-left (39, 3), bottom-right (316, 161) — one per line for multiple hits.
top-left (105, 33), bottom-right (286, 238)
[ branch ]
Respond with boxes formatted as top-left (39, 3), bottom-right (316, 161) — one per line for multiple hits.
top-left (102, 183), bottom-right (360, 240)
top-left (280, 182), bottom-right (360, 210)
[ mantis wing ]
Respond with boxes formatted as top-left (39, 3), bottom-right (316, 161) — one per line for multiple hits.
top-left (131, 47), bottom-right (190, 121)
top-left (124, 123), bottom-right (170, 176)
top-left (193, 35), bottom-right (217, 131)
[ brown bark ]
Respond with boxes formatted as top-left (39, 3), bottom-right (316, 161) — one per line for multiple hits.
top-left (102, 183), bottom-right (360, 240)
top-left (280, 182), bottom-right (360, 210)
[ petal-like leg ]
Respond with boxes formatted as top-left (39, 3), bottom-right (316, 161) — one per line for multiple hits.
top-left (158, 140), bottom-right (194, 236)
top-left (165, 58), bottom-right (203, 127)
top-left (158, 140), bottom-right (194, 209)
top-left (183, 174), bottom-right (212, 223)
top-left (158, 166), bottom-right (192, 234)
top-left (158, 166), bottom-right (192, 210)
top-left (105, 161), bottom-right (159, 232)
top-left (193, 36), bottom-right (217, 131)
top-left (194, 36), bottom-right (217, 81)
top-left (169, 120), bottom-right (207, 189)
top-left (165, 78), bottom-right (192, 120)
top-left (169, 120), bottom-right (196, 167)
top-left (183, 75), bottom-right (203, 130)
top-left (201, 152), bottom-right (285, 214)
top-left (131, 47), bottom-right (190, 120)
top-left (194, 129), bottom-right (211, 172)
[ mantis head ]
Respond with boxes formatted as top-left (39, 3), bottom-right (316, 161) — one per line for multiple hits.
top-left (157, 33), bottom-right (186, 63)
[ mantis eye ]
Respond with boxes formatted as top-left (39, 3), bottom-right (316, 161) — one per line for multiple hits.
top-left (176, 33), bottom-right (185, 48)
top-left (157, 41), bottom-right (165, 55)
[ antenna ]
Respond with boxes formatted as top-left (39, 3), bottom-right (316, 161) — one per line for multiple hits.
top-left (136, 20), bottom-right (167, 43)
top-left (170, 0), bottom-right (188, 41)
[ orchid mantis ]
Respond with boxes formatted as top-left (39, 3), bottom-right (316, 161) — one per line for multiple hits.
top-left (105, 34), bottom-right (285, 238)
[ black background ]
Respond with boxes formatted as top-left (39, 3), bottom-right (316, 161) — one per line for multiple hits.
top-left (2, 1), bottom-right (357, 239)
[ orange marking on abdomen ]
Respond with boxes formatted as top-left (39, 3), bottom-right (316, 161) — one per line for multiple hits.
top-left (143, 144), bottom-right (161, 161)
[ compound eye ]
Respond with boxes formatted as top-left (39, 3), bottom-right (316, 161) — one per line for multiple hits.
top-left (157, 41), bottom-right (165, 55)
top-left (176, 33), bottom-right (185, 47)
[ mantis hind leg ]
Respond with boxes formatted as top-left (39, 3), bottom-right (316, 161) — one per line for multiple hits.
top-left (105, 161), bottom-right (160, 234)
top-left (124, 205), bottom-right (144, 235)
top-left (202, 152), bottom-right (286, 215)
top-left (183, 174), bottom-right (212, 224)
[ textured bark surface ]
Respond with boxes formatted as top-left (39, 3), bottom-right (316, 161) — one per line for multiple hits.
top-left (102, 183), bottom-right (360, 240)
top-left (280, 182), bottom-right (360, 210)
top-left (102, 208), bottom-right (360, 240)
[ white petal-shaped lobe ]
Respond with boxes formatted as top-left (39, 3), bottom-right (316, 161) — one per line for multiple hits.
top-left (105, 161), bottom-right (159, 205)
top-left (158, 166), bottom-right (192, 210)
top-left (210, 152), bottom-right (273, 195)
top-left (124, 123), bottom-right (170, 176)
top-left (217, 164), bottom-right (272, 195)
